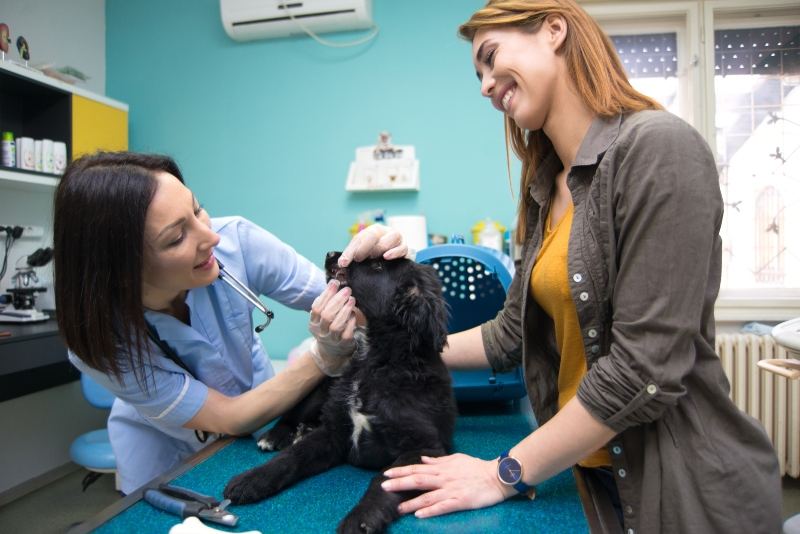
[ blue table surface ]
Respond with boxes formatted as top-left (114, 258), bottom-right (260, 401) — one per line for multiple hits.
top-left (93, 406), bottom-right (588, 533)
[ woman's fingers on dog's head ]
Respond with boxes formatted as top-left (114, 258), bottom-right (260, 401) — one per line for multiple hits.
top-left (379, 231), bottom-right (407, 260)
top-left (339, 231), bottom-right (372, 266)
top-left (339, 223), bottom-right (405, 266)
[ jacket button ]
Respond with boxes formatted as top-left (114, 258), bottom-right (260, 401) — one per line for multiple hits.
top-left (588, 329), bottom-right (598, 338)
top-left (625, 505), bottom-right (633, 515)
top-left (647, 384), bottom-right (657, 395)
top-left (573, 273), bottom-right (583, 283)
top-left (579, 291), bottom-right (589, 301)
top-left (612, 445), bottom-right (622, 455)
top-left (627, 529), bottom-right (635, 534)
top-left (591, 344), bottom-right (600, 354)
top-left (618, 468), bottom-right (627, 478)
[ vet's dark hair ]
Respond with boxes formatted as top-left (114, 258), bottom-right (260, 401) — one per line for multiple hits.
top-left (54, 151), bottom-right (184, 384)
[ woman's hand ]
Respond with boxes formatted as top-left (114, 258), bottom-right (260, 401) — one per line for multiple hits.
top-left (308, 280), bottom-right (357, 376)
top-left (338, 224), bottom-right (409, 267)
top-left (381, 453), bottom-right (515, 518)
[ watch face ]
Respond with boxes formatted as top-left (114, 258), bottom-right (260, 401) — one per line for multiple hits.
top-left (498, 456), bottom-right (523, 485)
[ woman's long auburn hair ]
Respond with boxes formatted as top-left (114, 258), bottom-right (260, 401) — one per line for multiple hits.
top-left (459, 0), bottom-right (663, 243)
top-left (54, 151), bottom-right (184, 386)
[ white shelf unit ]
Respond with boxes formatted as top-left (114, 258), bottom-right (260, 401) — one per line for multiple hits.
top-left (0, 60), bottom-right (128, 192)
top-left (0, 168), bottom-right (60, 192)
top-left (0, 60), bottom-right (126, 111)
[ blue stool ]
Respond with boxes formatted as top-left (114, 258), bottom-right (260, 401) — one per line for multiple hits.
top-left (69, 373), bottom-right (117, 491)
top-left (417, 244), bottom-right (527, 403)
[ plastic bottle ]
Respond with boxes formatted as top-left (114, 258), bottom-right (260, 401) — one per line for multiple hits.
top-left (1, 131), bottom-right (15, 167)
top-left (478, 218), bottom-right (503, 252)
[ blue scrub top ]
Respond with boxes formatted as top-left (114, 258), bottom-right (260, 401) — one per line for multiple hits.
top-left (68, 217), bottom-right (326, 493)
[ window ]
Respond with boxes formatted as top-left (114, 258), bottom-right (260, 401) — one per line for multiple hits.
top-left (713, 24), bottom-right (800, 292)
top-left (584, 0), bottom-right (800, 320)
top-left (611, 32), bottom-right (681, 115)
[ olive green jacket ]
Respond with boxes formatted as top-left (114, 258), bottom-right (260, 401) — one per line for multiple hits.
top-left (482, 111), bottom-right (782, 533)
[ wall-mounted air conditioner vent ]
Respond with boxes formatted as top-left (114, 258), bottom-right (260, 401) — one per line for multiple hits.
top-left (221, 0), bottom-right (373, 41)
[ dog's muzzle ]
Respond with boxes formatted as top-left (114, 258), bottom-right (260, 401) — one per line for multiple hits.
top-left (324, 251), bottom-right (349, 288)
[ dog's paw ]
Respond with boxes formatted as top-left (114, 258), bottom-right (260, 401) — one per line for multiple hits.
top-left (259, 423), bottom-right (315, 451)
top-left (337, 509), bottom-right (390, 534)
top-left (258, 424), bottom-right (294, 451)
top-left (223, 468), bottom-right (274, 504)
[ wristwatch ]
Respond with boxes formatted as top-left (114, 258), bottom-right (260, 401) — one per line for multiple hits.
top-left (497, 450), bottom-right (536, 499)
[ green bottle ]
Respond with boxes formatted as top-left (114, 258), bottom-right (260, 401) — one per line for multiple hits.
top-left (1, 131), bottom-right (15, 167)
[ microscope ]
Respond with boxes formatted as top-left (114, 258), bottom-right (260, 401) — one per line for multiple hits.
top-left (0, 247), bottom-right (53, 323)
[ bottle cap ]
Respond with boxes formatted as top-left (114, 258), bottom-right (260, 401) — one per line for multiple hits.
top-left (1, 132), bottom-right (14, 141)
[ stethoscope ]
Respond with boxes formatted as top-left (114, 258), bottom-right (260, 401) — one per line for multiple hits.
top-left (216, 259), bottom-right (274, 332)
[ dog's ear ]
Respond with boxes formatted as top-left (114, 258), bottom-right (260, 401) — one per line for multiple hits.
top-left (392, 264), bottom-right (449, 353)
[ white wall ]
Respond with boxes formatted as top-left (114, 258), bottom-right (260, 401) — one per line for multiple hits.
top-left (0, 0), bottom-right (105, 94)
top-left (0, 0), bottom-right (107, 503)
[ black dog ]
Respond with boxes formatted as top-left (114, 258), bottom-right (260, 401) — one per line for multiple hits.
top-left (224, 252), bottom-right (456, 533)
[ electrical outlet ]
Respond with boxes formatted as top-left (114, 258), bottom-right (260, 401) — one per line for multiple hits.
top-left (0, 224), bottom-right (45, 238)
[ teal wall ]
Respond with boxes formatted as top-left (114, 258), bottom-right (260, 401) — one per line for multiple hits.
top-left (106, 0), bottom-right (517, 357)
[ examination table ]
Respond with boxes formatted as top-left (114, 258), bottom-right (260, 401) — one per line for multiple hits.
top-left (67, 400), bottom-right (620, 533)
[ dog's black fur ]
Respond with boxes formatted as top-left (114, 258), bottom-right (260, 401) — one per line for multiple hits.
top-left (223, 252), bottom-right (457, 533)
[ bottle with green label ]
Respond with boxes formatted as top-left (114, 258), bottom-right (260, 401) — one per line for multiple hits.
top-left (1, 131), bottom-right (15, 167)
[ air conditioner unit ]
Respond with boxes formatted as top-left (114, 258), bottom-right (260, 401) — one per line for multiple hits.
top-left (221, 0), bottom-right (373, 42)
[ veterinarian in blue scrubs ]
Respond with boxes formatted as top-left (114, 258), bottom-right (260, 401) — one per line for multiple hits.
top-left (54, 152), bottom-right (407, 494)
top-left (381, 1), bottom-right (782, 532)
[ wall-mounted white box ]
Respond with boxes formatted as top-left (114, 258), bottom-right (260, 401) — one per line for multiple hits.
top-left (346, 145), bottom-right (420, 192)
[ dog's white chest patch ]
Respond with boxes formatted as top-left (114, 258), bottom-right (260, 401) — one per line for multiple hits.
top-left (348, 381), bottom-right (372, 448)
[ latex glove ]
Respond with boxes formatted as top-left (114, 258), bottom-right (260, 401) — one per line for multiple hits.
top-left (308, 280), bottom-right (357, 376)
top-left (380, 453), bottom-right (514, 518)
top-left (338, 224), bottom-right (410, 268)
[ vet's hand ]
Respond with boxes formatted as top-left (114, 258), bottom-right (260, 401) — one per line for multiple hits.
top-left (308, 280), bottom-right (357, 377)
top-left (338, 224), bottom-right (409, 267)
top-left (381, 453), bottom-right (514, 518)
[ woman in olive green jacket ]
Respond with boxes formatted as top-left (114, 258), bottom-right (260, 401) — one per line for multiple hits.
top-left (381, 1), bottom-right (782, 532)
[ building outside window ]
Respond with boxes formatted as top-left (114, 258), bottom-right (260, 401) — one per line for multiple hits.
top-left (585, 0), bottom-right (799, 321)
top-left (713, 25), bottom-right (799, 291)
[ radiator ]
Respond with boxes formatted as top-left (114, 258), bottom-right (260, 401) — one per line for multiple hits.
top-left (715, 333), bottom-right (800, 478)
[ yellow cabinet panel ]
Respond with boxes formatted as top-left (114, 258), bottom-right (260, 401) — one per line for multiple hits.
top-left (71, 95), bottom-right (128, 158)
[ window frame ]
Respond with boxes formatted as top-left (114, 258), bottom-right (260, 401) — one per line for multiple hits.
top-left (583, 0), bottom-right (800, 321)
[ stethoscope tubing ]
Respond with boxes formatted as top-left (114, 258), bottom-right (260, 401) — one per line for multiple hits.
top-left (216, 259), bottom-right (274, 332)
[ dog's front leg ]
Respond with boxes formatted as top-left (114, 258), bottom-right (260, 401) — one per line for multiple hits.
top-left (337, 447), bottom-right (446, 534)
top-left (258, 378), bottom-right (332, 451)
top-left (224, 426), bottom-right (345, 504)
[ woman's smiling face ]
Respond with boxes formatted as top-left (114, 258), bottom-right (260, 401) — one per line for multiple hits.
top-left (141, 171), bottom-right (221, 307)
top-left (472, 18), bottom-right (566, 131)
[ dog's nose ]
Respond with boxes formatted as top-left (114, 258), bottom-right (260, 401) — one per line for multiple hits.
top-left (325, 251), bottom-right (342, 270)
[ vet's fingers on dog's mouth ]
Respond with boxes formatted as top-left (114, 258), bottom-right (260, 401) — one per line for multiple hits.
top-left (312, 285), bottom-right (351, 327)
top-left (341, 314), bottom-right (357, 341)
top-left (310, 280), bottom-right (340, 320)
top-left (327, 296), bottom-right (356, 335)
